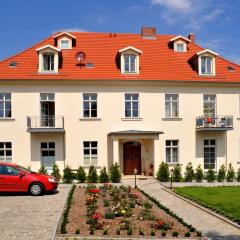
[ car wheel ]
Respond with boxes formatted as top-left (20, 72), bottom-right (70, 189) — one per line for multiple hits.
top-left (29, 183), bottom-right (44, 196)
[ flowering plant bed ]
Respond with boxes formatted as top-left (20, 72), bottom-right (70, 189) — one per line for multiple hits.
top-left (57, 184), bottom-right (204, 239)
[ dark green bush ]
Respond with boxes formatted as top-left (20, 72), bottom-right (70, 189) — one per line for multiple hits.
top-left (87, 165), bottom-right (98, 183)
top-left (76, 166), bottom-right (86, 183)
top-left (75, 229), bottom-right (80, 234)
top-left (172, 231), bottom-right (179, 237)
top-left (195, 165), bottom-right (204, 182)
top-left (237, 168), bottom-right (240, 182)
top-left (51, 164), bottom-right (61, 179)
top-left (63, 165), bottom-right (74, 183)
top-left (99, 167), bottom-right (109, 183)
top-left (226, 163), bottom-right (235, 182)
top-left (172, 164), bottom-right (182, 182)
top-left (110, 163), bottom-right (121, 183)
top-left (205, 167), bottom-right (216, 182)
top-left (184, 162), bottom-right (194, 182)
top-left (217, 164), bottom-right (226, 182)
top-left (184, 231), bottom-right (190, 237)
top-left (38, 165), bottom-right (47, 174)
top-left (156, 162), bottom-right (170, 182)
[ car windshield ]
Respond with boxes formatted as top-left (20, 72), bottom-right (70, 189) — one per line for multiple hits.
top-left (17, 165), bottom-right (35, 174)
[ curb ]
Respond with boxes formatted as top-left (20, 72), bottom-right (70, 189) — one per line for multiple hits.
top-left (162, 187), bottom-right (240, 230)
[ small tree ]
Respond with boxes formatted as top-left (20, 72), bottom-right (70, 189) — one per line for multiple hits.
top-left (226, 163), bottom-right (235, 182)
top-left (87, 165), bottom-right (98, 183)
top-left (172, 164), bottom-right (182, 182)
top-left (51, 164), bottom-right (61, 179)
top-left (237, 168), bottom-right (240, 182)
top-left (195, 165), bottom-right (204, 182)
top-left (205, 167), bottom-right (216, 182)
top-left (217, 164), bottom-right (226, 182)
top-left (110, 163), bottom-right (121, 183)
top-left (156, 162), bottom-right (169, 182)
top-left (39, 165), bottom-right (47, 174)
top-left (99, 167), bottom-right (110, 183)
top-left (184, 162), bottom-right (194, 182)
top-left (76, 166), bottom-right (86, 183)
top-left (63, 165), bottom-right (74, 183)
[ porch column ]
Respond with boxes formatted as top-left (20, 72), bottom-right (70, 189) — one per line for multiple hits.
top-left (154, 138), bottom-right (161, 176)
top-left (113, 138), bottom-right (120, 165)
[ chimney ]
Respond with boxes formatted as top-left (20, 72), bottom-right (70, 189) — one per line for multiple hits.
top-left (188, 33), bottom-right (195, 43)
top-left (141, 27), bottom-right (157, 39)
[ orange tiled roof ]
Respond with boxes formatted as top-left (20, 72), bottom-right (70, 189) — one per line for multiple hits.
top-left (0, 32), bottom-right (239, 82)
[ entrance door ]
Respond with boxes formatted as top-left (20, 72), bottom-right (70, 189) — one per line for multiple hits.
top-left (41, 142), bottom-right (55, 174)
top-left (123, 141), bottom-right (141, 175)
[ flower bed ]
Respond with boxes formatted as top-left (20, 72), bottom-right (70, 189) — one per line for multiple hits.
top-left (58, 184), bottom-right (204, 238)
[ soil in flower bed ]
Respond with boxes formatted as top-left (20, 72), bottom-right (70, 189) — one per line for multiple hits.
top-left (58, 185), bottom-right (203, 239)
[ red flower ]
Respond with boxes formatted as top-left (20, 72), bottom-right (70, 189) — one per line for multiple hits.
top-left (92, 212), bottom-right (103, 220)
top-left (89, 188), bottom-right (100, 194)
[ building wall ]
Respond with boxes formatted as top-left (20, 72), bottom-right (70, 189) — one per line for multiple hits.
top-left (0, 80), bottom-right (240, 173)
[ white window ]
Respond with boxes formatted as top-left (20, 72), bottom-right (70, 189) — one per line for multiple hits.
top-left (0, 142), bottom-right (12, 162)
top-left (204, 139), bottom-right (216, 170)
top-left (43, 53), bottom-right (54, 71)
top-left (124, 54), bottom-right (136, 73)
top-left (125, 93), bottom-right (139, 118)
top-left (165, 94), bottom-right (179, 118)
top-left (176, 43), bottom-right (184, 52)
top-left (201, 56), bottom-right (213, 75)
top-left (0, 93), bottom-right (11, 118)
top-left (41, 142), bottom-right (55, 173)
top-left (83, 141), bottom-right (98, 166)
top-left (166, 140), bottom-right (179, 163)
top-left (60, 39), bottom-right (69, 49)
top-left (83, 93), bottom-right (97, 118)
top-left (203, 94), bottom-right (216, 117)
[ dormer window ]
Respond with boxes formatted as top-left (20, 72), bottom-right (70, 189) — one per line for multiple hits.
top-left (201, 56), bottom-right (213, 75)
top-left (60, 39), bottom-right (70, 49)
top-left (119, 46), bottom-right (142, 74)
top-left (53, 32), bottom-right (76, 49)
top-left (170, 35), bottom-right (190, 53)
top-left (43, 53), bottom-right (54, 71)
top-left (176, 43), bottom-right (184, 52)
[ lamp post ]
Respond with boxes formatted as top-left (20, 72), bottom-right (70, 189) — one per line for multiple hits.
top-left (134, 168), bottom-right (138, 189)
top-left (170, 169), bottom-right (174, 189)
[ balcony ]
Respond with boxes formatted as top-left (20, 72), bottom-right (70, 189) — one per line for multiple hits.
top-left (196, 115), bottom-right (233, 131)
top-left (27, 116), bottom-right (64, 133)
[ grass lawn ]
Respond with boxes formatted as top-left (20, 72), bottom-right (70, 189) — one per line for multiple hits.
top-left (175, 186), bottom-right (240, 223)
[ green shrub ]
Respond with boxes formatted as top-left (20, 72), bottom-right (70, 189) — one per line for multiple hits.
top-left (237, 168), bottom-right (240, 182)
top-left (139, 228), bottom-right (144, 235)
top-left (110, 163), bottom-right (121, 183)
top-left (105, 208), bottom-right (114, 219)
top-left (172, 231), bottom-right (179, 237)
top-left (127, 228), bottom-right (133, 235)
top-left (99, 167), bottom-right (109, 183)
top-left (75, 229), bottom-right (80, 234)
top-left (116, 228), bottom-right (120, 235)
top-left (161, 230), bottom-right (166, 236)
top-left (63, 165), bottom-right (74, 183)
top-left (156, 162), bottom-right (170, 182)
top-left (76, 166), bottom-right (86, 183)
top-left (150, 230), bottom-right (155, 236)
top-left (87, 165), bottom-right (98, 183)
top-left (226, 163), bottom-right (235, 182)
top-left (172, 164), bottom-right (182, 182)
top-left (184, 231), bottom-right (190, 237)
top-left (38, 165), bottom-right (47, 174)
top-left (184, 162), bottom-right (194, 182)
top-left (195, 165), bottom-right (204, 182)
top-left (217, 164), bottom-right (226, 182)
top-left (51, 164), bottom-right (61, 179)
top-left (205, 167), bottom-right (216, 182)
top-left (103, 229), bottom-right (108, 235)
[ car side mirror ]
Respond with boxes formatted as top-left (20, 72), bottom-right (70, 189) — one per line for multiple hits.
top-left (18, 172), bottom-right (25, 178)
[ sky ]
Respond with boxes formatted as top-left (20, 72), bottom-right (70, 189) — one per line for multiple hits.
top-left (0, 0), bottom-right (240, 64)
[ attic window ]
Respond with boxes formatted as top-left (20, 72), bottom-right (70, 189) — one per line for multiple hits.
top-left (43, 53), bottom-right (55, 71)
top-left (176, 43), bottom-right (184, 52)
top-left (201, 56), bottom-right (213, 75)
top-left (124, 54), bottom-right (136, 73)
top-left (227, 66), bottom-right (235, 72)
top-left (9, 61), bottom-right (17, 68)
top-left (86, 62), bottom-right (94, 68)
top-left (60, 39), bottom-right (70, 49)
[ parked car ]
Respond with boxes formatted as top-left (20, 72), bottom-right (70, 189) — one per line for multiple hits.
top-left (0, 162), bottom-right (58, 196)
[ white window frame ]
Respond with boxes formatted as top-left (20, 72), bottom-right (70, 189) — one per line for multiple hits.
top-left (60, 39), bottom-right (70, 49)
top-left (42, 52), bottom-right (55, 72)
top-left (83, 141), bottom-right (98, 166)
top-left (0, 142), bottom-right (12, 162)
top-left (124, 54), bottom-right (137, 73)
top-left (176, 43), bottom-right (184, 52)
top-left (165, 94), bottom-right (179, 118)
top-left (124, 93), bottom-right (139, 118)
top-left (0, 93), bottom-right (11, 118)
top-left (83, 93), bottom-right (98, 118)
top-left (165, 140), bottom-right (179, 163)
top-left (198, 54), bottom-right (216, 76)
top-left (204, 139), bottom-right (216, 170)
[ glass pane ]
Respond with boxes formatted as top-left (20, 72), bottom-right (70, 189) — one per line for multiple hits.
top-left (165, 94), bottom-right (171, 101)
top-left (125, 102), bottom-right (131, 110)
top-left (132, 94), bottom-right (139, 100)
top-left (91, 94), bottom-right (97, 101)
top-left (0, 102), bottom-right (3, 109)
top-left (166, 148), bottom-right (171, 162)
top-left (49, 142), bottom-right (55, 148)
top-left (41, 142), bottom-right (48, 149)
top-left (91, 157), bottom-right (97, 165)
top-left (6, 150), bottom-right (12, 156)
top-left (49, 151), bottom-right (55, 157)
top-left (6, 166), bottom-right (19, 175)
top-left (92, 149), bottom-right (97, 155)
top-left (172, 148), bottom-right (178, 162)
top-left (132, 102), bottom-right (138, 109)
top-left (0, 94), bottom-right (3, 100)
top-left (210, 140), bottom-right (216, 145)
top-left (125, 110), bottom-right (131, 117)
top-left (84, 142), bottom-right (90, 148)
top-left (5, 142), bottom-right (11, 148)
top-left (83, 94), bottom-right (90, 100)
top-left (40, 93), bottom-right (47, 101)
top-left (5, 109), bottom-right (11, 118)
top-left (84, 157), bottom-right (90, 165)
top-left (91, 110), bottom-right (97, 117)
top-left (91, 102), bottom-right (97, 110)
top-left (0, 150), bottom-right (4, 156)
top-left (91, 142), bottom-right (97, 147)
top-left (165, 102), bottom-right (171, 117)
top-left (0, 110), bottom-right (3, 118)
top-left (125, 94), bottom-right (131, 101)
top-left (84, 110), bottom-right (90, 117)
top-left (204, 140), bottom-right (209, 146)
top-left (172, 102), bottom-right (178, 117)
top-left (0, 142), bottom-right (4, 148)
top-left (42, 151), bottom-right (49, 157)
top-left (133, 110), bottom-right (138, 117)
top-left (5, 93), bottom-right (11, 100)
top-left (84, 102), bottom-right (89, 110)
top-left (84, 149), bottom-right (90, 155)
top-left (166, 140), bottom-right (171, 146)
top-left (172, 140), bottom-right (178, 146)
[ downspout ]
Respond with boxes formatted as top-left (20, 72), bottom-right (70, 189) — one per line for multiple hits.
top-left (225, 132), bottom-right (228, 170)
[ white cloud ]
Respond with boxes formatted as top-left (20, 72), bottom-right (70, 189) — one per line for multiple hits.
top-left (52, 28), bottom-right (88, 34)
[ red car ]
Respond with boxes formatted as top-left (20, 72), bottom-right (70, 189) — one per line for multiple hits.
top-left (0, 162), bottom-right (58, 196)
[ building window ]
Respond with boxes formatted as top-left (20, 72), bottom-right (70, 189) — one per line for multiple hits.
top-left (0, 93), bottom-right (11, 118)
top-left (60, 39), bottom-right (69, 49)
top-left (165, 94), bottom-right (179, 118)
top-left (83, 93), bottom-right (97, 118)
top-left (201, 56), bottom-right (213, 75)
top-left (42, 53), bottom-right (54, 71)
top-left (204, 139), bottom-right (216, 170)
top-left (176, 43), bottom-right (184, 52)
top-left (125, 93), bottom-right (139, 118)
top-left (83, 141), bottom-right (98, 166)
top-left (41, 142), bottom-right (55, 173)
top-left (0, 142), bottom-right (12, 162)
top-left (203, 94), bottom-right (216, 117)
top-left (166, 140), bottom-right (179, 163)
top-left (124, 54), bottom-right (136, 73)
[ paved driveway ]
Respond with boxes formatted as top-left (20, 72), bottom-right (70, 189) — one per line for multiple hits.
top-left (0, 184), bottom-right (70, 240)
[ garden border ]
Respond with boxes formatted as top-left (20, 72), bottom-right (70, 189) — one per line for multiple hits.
top-left (162, 186), bottom-right (240, 230)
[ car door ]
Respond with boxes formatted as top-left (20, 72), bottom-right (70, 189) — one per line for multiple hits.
top-left (0, 165), bottom-right (25, 191)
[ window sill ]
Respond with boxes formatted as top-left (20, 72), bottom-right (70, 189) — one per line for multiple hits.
top-left (121, 117), bottom-right (143, 121)
top-left (83, 166), bottom-right (101, 169)
top-left (0, 118), bottom-right (15, 121)
top-left (38, 71), bottom-right (58, 74)
top-left (166, 162), bottom-right (181, 165)
top-left (237, 117), bottom-right (240, 120)
top-left (162, 117), bottom-right (182, 121)
top-left (79, 118), bottom-right (102, 121)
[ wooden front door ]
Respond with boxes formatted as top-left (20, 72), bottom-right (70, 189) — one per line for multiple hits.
top-left (123, 141), bottom-right (141, 175)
